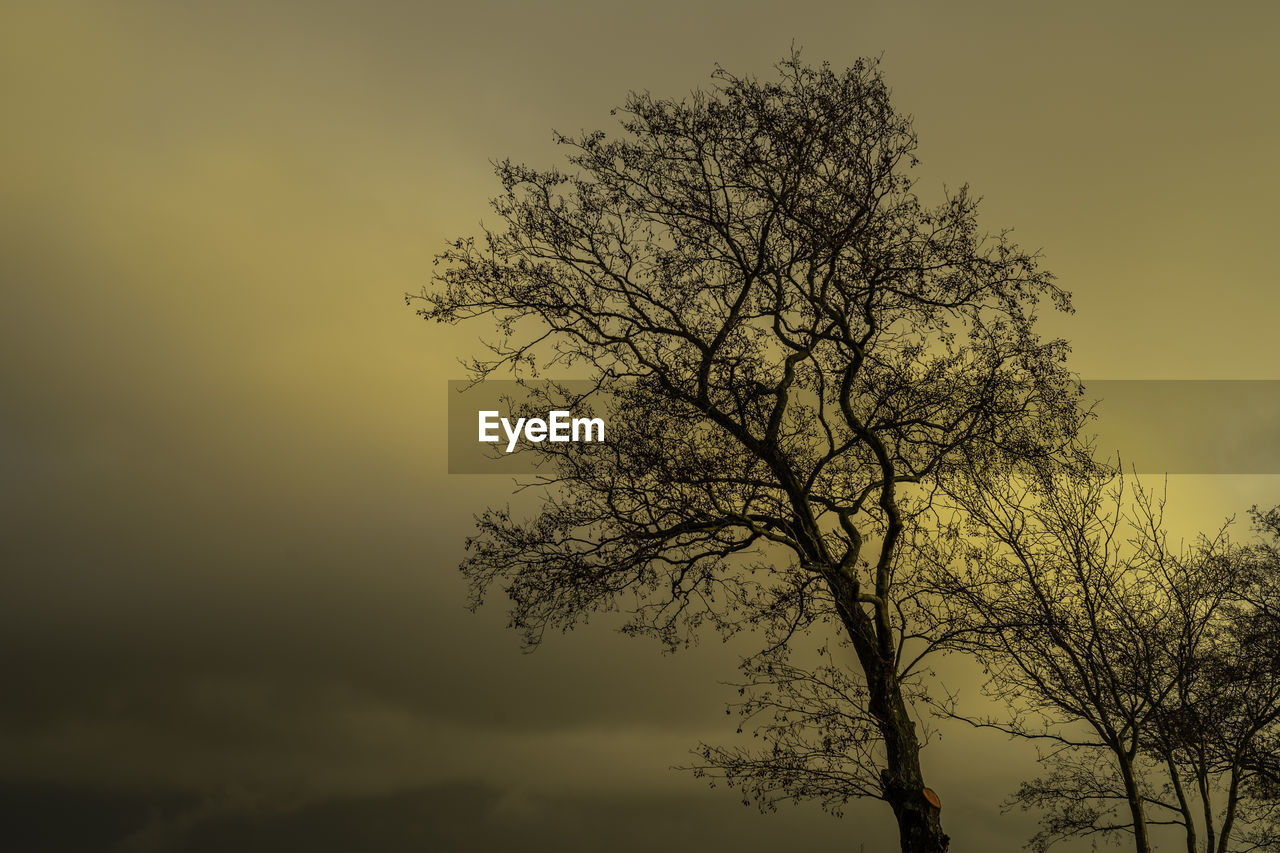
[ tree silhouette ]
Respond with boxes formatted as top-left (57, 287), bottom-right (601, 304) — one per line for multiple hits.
top-left (414, 54), bottom-right (1082, 853)
top-left (931, 458), bottom-right (1280, 853)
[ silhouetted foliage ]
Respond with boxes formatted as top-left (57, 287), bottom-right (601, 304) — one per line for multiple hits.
top-left (414, 53), bottom-right (1082, 853)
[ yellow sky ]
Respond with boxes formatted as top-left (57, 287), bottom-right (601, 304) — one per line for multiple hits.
top-left (3, 1), bottom-right (1279, 850)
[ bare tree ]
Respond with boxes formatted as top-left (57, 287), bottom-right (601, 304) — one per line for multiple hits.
top-left (1153, 505), bottom-right (1280, 853)
top-left (414, 54), bottom-right (1080, 853)
top-left (932, 458), bottom-right (1280, 853)
top-left (929, 462), bottom-right (1187, 852)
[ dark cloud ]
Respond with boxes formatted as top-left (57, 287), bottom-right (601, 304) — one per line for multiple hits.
top-left (0, 780), bottom-right (899, 853)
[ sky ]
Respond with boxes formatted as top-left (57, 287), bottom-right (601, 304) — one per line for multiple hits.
top-left (2, 1), bottom-right (1279, 850)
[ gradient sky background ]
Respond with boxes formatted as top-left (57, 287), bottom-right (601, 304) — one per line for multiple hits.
top-left (3, 2), bottom-right (1279, 851)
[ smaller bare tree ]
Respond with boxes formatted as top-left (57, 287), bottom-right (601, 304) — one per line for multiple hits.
top-left (926, 455), bottom-right (1257, 853)
top-left (1149, 505), bottom-right (1280, 853)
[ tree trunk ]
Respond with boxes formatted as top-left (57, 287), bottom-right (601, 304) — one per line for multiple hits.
top-left (1216, 762), bottom-right (1242, 853)
top-left (1117, 755), bottom-right (1152, 853)
top-left (837, 588), bottom-right (948, 853)
top-left (1162, 751), bottom-right (1197, 853)
top-left (876, 684), bottom-right (948, 853)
